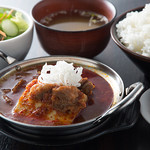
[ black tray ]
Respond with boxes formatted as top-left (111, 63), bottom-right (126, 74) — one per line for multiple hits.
top-left (0, 101), bottom-right (140, 146)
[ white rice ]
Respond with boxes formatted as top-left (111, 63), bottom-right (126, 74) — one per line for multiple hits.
top-left (116, 4), bottom-right (150, 57)
top-left (38, 61), bottom-right (83, 87)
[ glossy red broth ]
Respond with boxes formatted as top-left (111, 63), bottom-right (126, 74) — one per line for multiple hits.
top-left (0, 64), bottom-right (113, 125)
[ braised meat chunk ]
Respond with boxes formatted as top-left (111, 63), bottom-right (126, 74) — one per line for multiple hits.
top-left (52, 86), bottom-right (87, 114)
top-left (79, 77), bottom-right (95, 96)
top-left (12, 79), bottom-right (26, 93)
top-left (3, 95), bottom-right (13, 106)
top-left (14, 77), bottom-right (94, 125)
top-left (29, 83), bottom-right (58, 103)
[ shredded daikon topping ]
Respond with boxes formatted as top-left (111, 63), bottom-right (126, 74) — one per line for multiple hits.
top-left (38, 61), bottom-right (83, 87)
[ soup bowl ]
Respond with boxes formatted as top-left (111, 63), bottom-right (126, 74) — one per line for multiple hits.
top-left (0, 5), bottom-right (34, 70)
top-left (31, 0), bottom-right (116, 58)
top-left (110, 5), bottom-right (150, 79)
top-left (0, 55), bottom-right (144, 136)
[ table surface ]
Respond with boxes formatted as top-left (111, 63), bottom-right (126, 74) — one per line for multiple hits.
top-left (0, 0), bottom-right (150, 149)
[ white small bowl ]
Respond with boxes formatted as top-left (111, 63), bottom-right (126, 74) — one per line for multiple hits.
top-left (0, 5), bottom-right (34, 68)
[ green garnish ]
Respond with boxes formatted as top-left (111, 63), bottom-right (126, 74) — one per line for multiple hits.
top-left (0, 8), bottom-right (28, 41)
top-left (11, 11), bottom-right (28, 34)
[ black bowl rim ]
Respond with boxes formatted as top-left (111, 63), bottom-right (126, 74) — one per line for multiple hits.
top-left (31, 0), bottom-right (117, 33)
top-left (110, 5), bottom-right (150, 63)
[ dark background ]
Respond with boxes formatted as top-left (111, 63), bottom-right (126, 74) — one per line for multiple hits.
top-left (0, 0), bottom-right (150, 149)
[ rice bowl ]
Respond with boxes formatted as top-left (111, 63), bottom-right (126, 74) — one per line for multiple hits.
top-left (116, 3), bottom-right (150, 57)
top-left (111, 4), bottom-right (150, 76)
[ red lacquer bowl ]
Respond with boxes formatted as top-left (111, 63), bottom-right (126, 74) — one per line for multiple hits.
top-left (32, 0), bottom-right (116, 58)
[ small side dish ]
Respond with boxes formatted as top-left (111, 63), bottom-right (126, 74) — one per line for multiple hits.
top-left (0, 8), bottom-right (28, 41)
top-left (116, 3), bottom-right (150, 57)
top-left (0, 61), bottom-right (114, 126)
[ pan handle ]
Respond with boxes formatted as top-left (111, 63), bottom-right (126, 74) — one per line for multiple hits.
top-left (0, 49), bottom-right (17, 65)
top-left (93, 82), bottom-right (144, 125)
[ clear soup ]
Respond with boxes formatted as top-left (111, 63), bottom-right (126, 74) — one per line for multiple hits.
top-left (40, 10), bottom-right (108, 31)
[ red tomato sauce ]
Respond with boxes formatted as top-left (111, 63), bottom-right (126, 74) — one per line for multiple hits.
top-left (0, 64), bottom-right (113, 125)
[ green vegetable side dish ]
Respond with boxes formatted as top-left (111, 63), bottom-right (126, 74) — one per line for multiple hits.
top-left (0, 8), bottom-right (28, 41)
